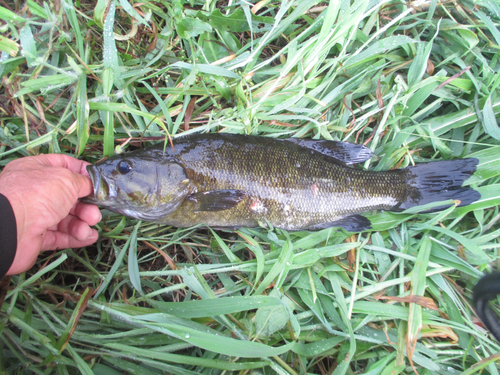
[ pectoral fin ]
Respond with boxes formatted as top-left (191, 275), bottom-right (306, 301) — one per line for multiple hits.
top-left (307, 214), bottom-right (372, 232)
top-left (187, 189), bottom-right (246, 212)
top-left (285, 138), bottom-right (372, 165)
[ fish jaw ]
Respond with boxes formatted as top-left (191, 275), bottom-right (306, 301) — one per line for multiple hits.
top-left (84, 165), bottom-right (114, 204)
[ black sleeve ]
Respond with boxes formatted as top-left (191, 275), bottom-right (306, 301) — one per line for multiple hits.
top-left (0, 194), bottom-right (17, 278)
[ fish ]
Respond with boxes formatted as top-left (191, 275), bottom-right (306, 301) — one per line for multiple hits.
top-left (83, 133), bottom-right (480, 232)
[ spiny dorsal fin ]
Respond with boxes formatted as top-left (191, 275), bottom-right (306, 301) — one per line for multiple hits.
top-left (284, 138), bottom-right (372, 165)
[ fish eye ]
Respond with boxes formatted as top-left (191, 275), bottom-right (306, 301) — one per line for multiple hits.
top-left (117, 160), bottom-right (133, 175)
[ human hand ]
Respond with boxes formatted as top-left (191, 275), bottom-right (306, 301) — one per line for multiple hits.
top-left (0, 154), bottom-right (101, 275)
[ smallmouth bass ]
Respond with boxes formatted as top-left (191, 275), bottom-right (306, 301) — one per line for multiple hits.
top-left (84, 133), bottom-right (480, 231)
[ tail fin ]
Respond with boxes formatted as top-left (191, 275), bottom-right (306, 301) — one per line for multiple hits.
top-left (398, 158), bottom-right (480, 211)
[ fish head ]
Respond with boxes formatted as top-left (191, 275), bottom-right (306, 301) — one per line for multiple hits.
top-left (85, 154), bottom-right (194, 221)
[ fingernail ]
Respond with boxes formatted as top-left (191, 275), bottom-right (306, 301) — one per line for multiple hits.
top-left (86, 227), bottom-right (93, 241)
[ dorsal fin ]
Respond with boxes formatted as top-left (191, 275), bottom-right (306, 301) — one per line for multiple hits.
top-left (283, 138), bottom-right (372, 165)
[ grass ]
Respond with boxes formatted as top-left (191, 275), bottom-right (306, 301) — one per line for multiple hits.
top-left (1, 0), bottom-right (500, 374)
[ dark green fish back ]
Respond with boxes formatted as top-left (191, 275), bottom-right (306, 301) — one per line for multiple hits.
top-left (162, 134), bottom-right (407, 230)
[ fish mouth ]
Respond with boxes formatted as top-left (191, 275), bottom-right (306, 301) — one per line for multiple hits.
top-left (83, 165), bottom-right (111, 204)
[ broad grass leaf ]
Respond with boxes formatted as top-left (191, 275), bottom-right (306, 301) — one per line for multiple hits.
top-left (296, 271), bottom-right (332, 329)
top-left (293, 243), bottom-right (360, 267)
top-left (413, 223), bottom-right (488, 264)
top-left (141, 81), bottom-right (173, 134)
top-left (317, 0), bottom-right (341, 43)
top-left (365, 211), bottom-right (414, 232)
top-left (26, 0), bottom-right (48, 20)
top-left (178, 266), bottom-right (214, 299)
top-left (198, 31), bottom-right (228, 63)
top-left (409, 99), bottom-right (500, 143)
top-left (92, 364), bottom-right (124, 375)
top-left (351, 302), bottom-right (409, 320)
top-left (54, 288), bottom-right (91, 354)
top-left (176, 17), bottom-right (212, 39)
top-left (402, 78), bottom-right (440, 117)
top-left (481, 96), bottom-right (500, 140)
top-left (93, 0), bottom-right (108, 28)
top-left (24, 131), bottom-right (53, 150)
top-left (16, 74), bottom-right (78, 96)
top-left (326, 273), bottom-right (349, 330)
top-left (7, 315), bottom-right (58, 355)
top-left (103, 1), bottom-right (120, 79)
top-left (430, 275), bottom-right (471, 348)
top-left (93, 239), bottom-right (131, 299)
top-left (401, 199), bottom-right (458, 215)
top-left (152, 295), bottom-right (281, 318)
top-left (19, 26), bottom-right (36, 67)
top-left (62, 0), bottom-right (84, 56)
top-left (118, 0), bottom-right (149, 26)
top-left (170, 61), bottom-right (240, 79)
top-left (0, 5), bottom-right (26, 22)
top-left (452, 184), bottom-right (500, 214)
top-left (254, 239), bottom-right (293, 295)
top-left (434, 76), bottom-right (472, 91)
top-left (103, 216), bottom-right (127, 237)
top-left (76, 73), bottom-right (89, 156)
top-left (375, 125), bottom-right (417, 171)
top-left (8, 254), bottom-right (68, 295)
top-left (464, 146), bottom-right (500, 184)
top-left (407, 28), bottom-right (436, 87)
top-left (292, 229), bottom-right (344, 250)
top-left (99, 357), bottom-right (177, 375)
top-left (101, 67), bottom-right (115, 157)
top-left (209, 229), bottom-right (242, 263)
top-left (407, 237), bottom-right (431, 361)
top-left (474, 9), bottom-right (500, 46)
top-left (195, 8), bottom-right (274, 33)
top-left (345, 35), bottom-right (417, 68)
top-left (0, 127), bottom-right (29, 157)
top-left (364, 352), bottom-right (397, 375)
top-left (429, 243), bottom-right (483, 278)
top-left (0, 37), bottom-right (19, 57)
top-left (255, 290), bottom-right (293, 337)
top-left (380, 360), bottom-right (405, 375)
top-left (457, 28), bottom-right (479, 49)
top-left (66, 345), bottom-right (94, 375)
top-left (147, 322), bottom-right (295, 358)
top-left (89, 102), bottom-right (165, 128)
top-left (331, 274), bottom-right (356, 375)
top-left (105, 343), bottom-right (269, 370)
top-left (292, 336), bottom-right (344, 357)
top-left (128, 222), bottom-right (142, 294)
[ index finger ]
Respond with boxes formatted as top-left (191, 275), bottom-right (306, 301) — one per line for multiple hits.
top-left (34, 154), bottom-right (92, 176)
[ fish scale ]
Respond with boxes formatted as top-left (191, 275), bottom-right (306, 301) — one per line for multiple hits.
top-left (85, 133), bottom-right (480, 232)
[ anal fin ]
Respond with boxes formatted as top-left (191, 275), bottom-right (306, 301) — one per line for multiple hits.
top-left (306, 214), bottom-right (372, 232)
top-left (187, 189), bottom-right (246, 212)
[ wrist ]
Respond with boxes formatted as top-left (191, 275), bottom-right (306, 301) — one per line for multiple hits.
top-left (0, 194), bottom-right (18, 277)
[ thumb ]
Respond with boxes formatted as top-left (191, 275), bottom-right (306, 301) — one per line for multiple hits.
top-left (72, 173), bottom-right (94, 198)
